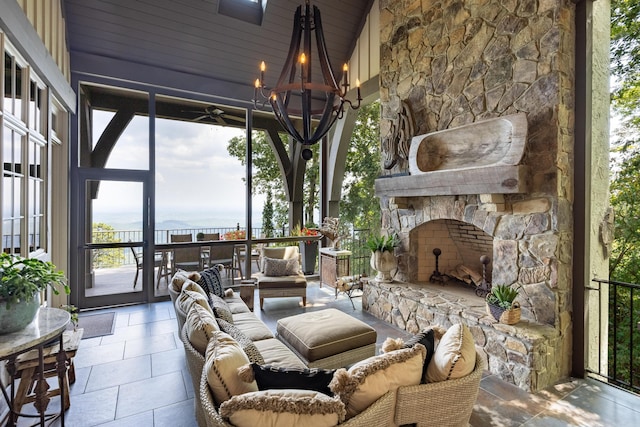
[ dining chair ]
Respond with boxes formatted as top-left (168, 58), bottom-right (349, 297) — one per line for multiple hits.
top-left (170, 234), bottom-right (201, 274)
top-left (207, 244), bottom-right (235, 276)
top-left (131, 246), bottom-right (170, 288)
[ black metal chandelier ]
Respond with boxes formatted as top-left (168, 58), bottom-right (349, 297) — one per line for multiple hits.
top-left (253, 0), bottom-right (361, 160)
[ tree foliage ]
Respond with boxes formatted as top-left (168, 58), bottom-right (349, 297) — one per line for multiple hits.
top-left (340, 101), bottom-right (382, 231)
top-left (611, 0), bottom-right (640, 128)
top-left (92, 222), bottom-right (123, 268)
top-left (227, 131), bottom-right (289, 229)
top-left (225, 110), bottom-right (379, 233)
top-left (262, 190), bottom-right (275, 238)
top-left (608, 0), bottom-right (640, 392)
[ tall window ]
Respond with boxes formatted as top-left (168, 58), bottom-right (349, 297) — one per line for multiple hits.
top-left (1, 47), bottom-right (48, 255)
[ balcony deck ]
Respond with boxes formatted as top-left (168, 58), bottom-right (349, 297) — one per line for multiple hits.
top-left (18, 273), bottom-right (640, 426)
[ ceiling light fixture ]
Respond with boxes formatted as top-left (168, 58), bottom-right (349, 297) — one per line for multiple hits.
top-left (253, 0), bottom-right (361, 160)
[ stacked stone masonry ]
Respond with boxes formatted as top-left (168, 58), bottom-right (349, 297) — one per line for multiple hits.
top-left (378, 0), bottom-right (576, 391)
top-left (364, 280), bottom-right (563, 392)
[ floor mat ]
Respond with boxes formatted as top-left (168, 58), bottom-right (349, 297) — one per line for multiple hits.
top-left (74, 312), bottom-right (117, 339)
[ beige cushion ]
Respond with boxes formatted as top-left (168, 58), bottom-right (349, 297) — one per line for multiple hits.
top-left (170, 271), bottom-right (201, 293)
top-left (204, 331), bottom-right (258, 405)
top-left (185, 303), bottom-right (219, 355)
top-left (276, 309), bottom-right (377, 362)
top-left (256, 273), bottom-right (307, 289)
top-left (426, 323), bottom-right (476, 383)
top-left (330, 344), bottom-right (425, 419)
top-left (261, 246), bottom-right (300, 272)
top-left (225, 293), bottom-right (251, 314)
top-left (263, 257), bottom-right (300, 276)
top-left (176, 288), bottom-right (213, 317)
top-left (181, 280), bottom-right (208, 297)
top-left (232, 312), bottom-right (275, 341)
top-left (219, 389), bottom-right (345, 427)
top-left (253, 338), bottom-right (307, 369)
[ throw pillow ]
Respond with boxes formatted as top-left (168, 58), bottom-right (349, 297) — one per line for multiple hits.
top-left (263, 257), bottom-right (299, 277)
top-left (425, 323), bottom-right (476, 383)
top-left (239, 363), bottom-right (336, 395)
top-left (204, 331), bottom-right (258, 405)
top-left (181, 280), bottom-right (208, 297)
top-left (170, 270), bottom-right (202, 292)
top-left (405, 328), bottom-right (436, 377)
top-left (175, 288), bottom-right (213, 318)
top-left (210, 294), bottom-right (234, 324)
top-left (381, 328), bottom-right (436, 380)
top-left (197, 266), bottom-right (225, 298)
top-left (329, 343), bottom-right (426, 419)
top-left (219, 389), bottom-right (345, 427)
top-left (216, 319), bottom-right (265, 365)
top-left (185, 303), bottom-right (220, 355)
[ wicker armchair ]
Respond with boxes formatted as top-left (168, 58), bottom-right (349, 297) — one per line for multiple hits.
top-left (393, 352), bottom-right (484, 427)
top-left (255, 246), bottom-right (307, 309)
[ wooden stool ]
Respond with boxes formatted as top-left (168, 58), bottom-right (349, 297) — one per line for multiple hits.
top-left (13, 328), bottom-right (83, 413)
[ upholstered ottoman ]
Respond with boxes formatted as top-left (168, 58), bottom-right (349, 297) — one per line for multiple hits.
top-left (276, 308), bottom-right (377, 369)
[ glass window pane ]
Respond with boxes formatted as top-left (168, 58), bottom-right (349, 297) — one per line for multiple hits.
top-left (4, 52), bottom-right (13, 114)
top-left (15, 62), bottom-right (22, 120)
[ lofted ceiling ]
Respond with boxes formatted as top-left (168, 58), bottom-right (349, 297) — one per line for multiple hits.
top-left (63, 0), bottom-right (374, 109)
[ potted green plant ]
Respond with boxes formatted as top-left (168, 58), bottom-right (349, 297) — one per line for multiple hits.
top-left (486, 284), bottom-right (521, 324)
top-left (366, 233), bottom-right (400, 282)
top-left (0, 253), bottom-right (69, 334)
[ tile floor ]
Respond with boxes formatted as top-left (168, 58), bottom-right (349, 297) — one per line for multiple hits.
top-left (14, 279), bottom-right (640, 426)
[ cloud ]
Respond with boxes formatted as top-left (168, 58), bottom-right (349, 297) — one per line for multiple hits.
top-left (91, 111), bottom-right (264, 227)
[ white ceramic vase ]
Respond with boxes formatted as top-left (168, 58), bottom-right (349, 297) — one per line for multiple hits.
top-left (370, 250), bottom-right (397, 282)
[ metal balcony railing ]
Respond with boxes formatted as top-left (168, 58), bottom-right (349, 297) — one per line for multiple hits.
top-left (587, 278), bottom-right (640, 394)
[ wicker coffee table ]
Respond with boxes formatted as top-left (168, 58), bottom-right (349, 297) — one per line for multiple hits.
top-left (276, 308), bottom-right (377, 369)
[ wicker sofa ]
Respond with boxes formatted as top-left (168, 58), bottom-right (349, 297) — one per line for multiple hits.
top-left (169, 271), bottom-right (483, 427)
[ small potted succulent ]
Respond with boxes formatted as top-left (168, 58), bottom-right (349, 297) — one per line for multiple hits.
top-left (0, 253), bottom-right (69, 334)
top-left (486, 284), bottom-right (521, 324)
top-left (366, 233), bottom-right (400, 282)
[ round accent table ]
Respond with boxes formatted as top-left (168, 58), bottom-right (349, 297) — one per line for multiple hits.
top-left (0, 307), bottom-right (70, 426)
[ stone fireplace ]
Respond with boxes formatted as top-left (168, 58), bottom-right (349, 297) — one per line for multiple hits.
top-left (366, 0), bottom-right (577, 392)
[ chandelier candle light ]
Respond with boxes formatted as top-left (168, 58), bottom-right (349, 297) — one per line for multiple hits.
top-left (253, 0), bottom-right (362, 160)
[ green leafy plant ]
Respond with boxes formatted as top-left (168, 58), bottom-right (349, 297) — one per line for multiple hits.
top-left (366, 233), bottom-right (400, 253)
top-left (60, 304), bottom-right (79, 330)
top-left (0, 253), bottom-right (69, 308)
top-left (486, 284), bottom-right (520, 310)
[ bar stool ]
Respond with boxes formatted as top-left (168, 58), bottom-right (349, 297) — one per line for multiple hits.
top-left (12, 328), bottom-right (84, 413)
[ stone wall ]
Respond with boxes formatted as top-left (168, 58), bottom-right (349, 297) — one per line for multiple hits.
top-left (364, 280), bottom-right (564, 392)
top-left (376, 0), bottom-right (577, 389)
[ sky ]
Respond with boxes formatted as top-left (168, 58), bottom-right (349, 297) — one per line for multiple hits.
top-left (91, 111), bottom-right (266, 229)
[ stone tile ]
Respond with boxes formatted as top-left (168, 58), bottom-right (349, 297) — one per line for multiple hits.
top-left (116, 371), bottom-right (188, 419)
top-left (153, 398), bottom-right (198, 427)
top-left (181, 369), bottom-right (196, 399)
top-left (99, 323), bottom-right (148, 345)
top-left (96, 410), bottom-right (154, 427)
top-left (151, 347), bottom-right (187, 377)
top-left (79, 336), bottom-right (103, 349)
top-left (128, 307), bottom-right (173, 325)
top-left (70, 366), bottom-right (91, 396)
top-left (60, 386), bottom-right (119, 426)
top-left (73, 341), bottom-right (125, 369)
top-left (556, 383), bottom-right (640, 426)
top-left (470, 388), bottom-right (532, 426)
top-left (123, 333), bottom-right (177, 359)
top-left (147, 318), bottom-right (179, 336)
top-left (480, 374), bottom-right (549, 415)
top-left (85, 354), bottom-right (152, 392)
top-left (115, 312), bottom-right (130, 328)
